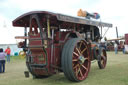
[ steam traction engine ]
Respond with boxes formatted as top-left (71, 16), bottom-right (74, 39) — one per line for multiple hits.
top-left (13, 11), bottom-right (112, 82)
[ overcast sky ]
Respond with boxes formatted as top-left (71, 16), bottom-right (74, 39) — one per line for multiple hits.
top-left (0, 0), bottom-right (128, 44)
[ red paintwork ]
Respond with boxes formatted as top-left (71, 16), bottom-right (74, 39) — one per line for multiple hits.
top-left (13, 11), bottom-right (110, 80)
top-left (13, 11), bottom-right (57, 27)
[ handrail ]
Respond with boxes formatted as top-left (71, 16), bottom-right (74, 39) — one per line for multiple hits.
top-left (15, 36), bottom-right (48, 40)
top-left (15, 36), bottom-right (29, 39)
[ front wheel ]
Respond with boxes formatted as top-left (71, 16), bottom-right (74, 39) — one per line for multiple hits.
top-left (98, 47), bottom-right (107, 69)
top-left (61, 38), bottom-right (91, 82)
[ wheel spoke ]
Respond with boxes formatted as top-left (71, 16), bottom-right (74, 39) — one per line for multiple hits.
top-left (72, 59), bottom-right (78, 62)
top-left (81, 41), bottom-right (86, 46)
top-left (102, 55), bottom-right (106, 61)
top-left (73, 64), bottom-right (79, 69)
top-left (101, 54), bottom-right (104, 57)
top-left (101, 56), bottom-right (106, 66)
top-left (81, 47), bottom-right (87, 54)
top-left (75, 67), bottom-right (78, 76)
top-left (76, 47), bottom-right (81, 55)
top-left (79, 68), bottom-right (83, 77)
top-left (101, 60), bottom-right (104, 65)
top-left (72, 55), bottom-right (78, 61)
top-left (73, 52), bottom-right (79, 57)
top-left (81, 64), bottom-right (88, 71)
top-left (76, 67), bottom-right (80, 77)
top-left (84, 58), bottom-right (88, 61)
top-left (79, 41), bottom-right (83, 51)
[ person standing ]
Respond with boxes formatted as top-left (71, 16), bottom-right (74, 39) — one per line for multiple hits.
top-left (122, 42), bottom-right (125, 54)
top-left (0, 48), bottom-right (6, 73)
top-left (5, 46), bottom-right (11, 62)
top-left (114, 42), bottom-right (118, 54)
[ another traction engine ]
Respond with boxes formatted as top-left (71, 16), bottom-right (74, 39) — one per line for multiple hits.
top-left (13, 11), bottom-right (112, 82)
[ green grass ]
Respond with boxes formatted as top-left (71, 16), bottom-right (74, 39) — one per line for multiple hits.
top-left (0, 52), bottom-right (128, 85)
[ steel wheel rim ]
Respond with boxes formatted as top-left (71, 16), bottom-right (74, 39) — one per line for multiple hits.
top-left (72, 40), bottom-right (90, 80)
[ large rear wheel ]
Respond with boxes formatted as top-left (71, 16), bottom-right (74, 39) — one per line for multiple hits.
top-left (61, 38), bottom-right (91, 82)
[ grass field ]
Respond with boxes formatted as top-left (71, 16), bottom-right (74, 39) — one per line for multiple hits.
top-left (0, 52), bottom-right (128, 85)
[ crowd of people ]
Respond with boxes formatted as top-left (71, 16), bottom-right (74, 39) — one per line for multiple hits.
top-left (101, 40), bottom-right (127, 54)
top-left (114, 40), bottom-right (126, 54)
top-left (0, 46), bottom-right (11, 73)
